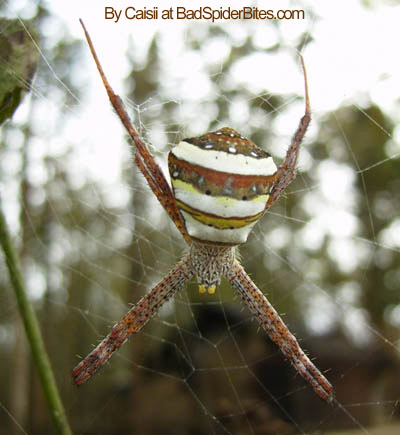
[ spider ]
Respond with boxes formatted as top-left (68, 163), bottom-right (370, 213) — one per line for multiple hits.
top-left (73, 20), bottom-right (334, 403)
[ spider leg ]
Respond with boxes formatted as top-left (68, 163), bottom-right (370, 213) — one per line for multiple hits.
top-left (72, 256), bottom-right (194, 386)
top-left (79, 19), bottom-right (190, 243)
top-left (227, 260), bottom-right (334, 402)
top-left (265, 56), bottom-right (310, 212)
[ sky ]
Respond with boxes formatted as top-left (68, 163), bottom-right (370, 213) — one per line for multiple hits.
top-left (30, 0), bottom-right (400, 157)
top-left (9, 0), bottom-right (400, 113)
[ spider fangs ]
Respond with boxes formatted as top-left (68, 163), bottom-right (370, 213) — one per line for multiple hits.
top-left (73, 20), bottom-right (334, 403)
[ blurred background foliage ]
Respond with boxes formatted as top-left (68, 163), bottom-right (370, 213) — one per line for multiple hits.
top-left (1, 1), bottom-right (400, 434)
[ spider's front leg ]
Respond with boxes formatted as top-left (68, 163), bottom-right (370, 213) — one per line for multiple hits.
top-left (265, 56), bottom-right (311, 212)
top-left (79, 19), bottom-right (190, 243)
top-left (72, 256), bottom-right (194, 385)
top-left (227, 259), bottom-right (333, 402)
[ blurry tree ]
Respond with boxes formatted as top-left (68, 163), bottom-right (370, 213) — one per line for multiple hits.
top-left (315, 105), bottom-right (399, 332)
top-left (0, 3), bottom-right (128, 434)
top-left (0, 1), bottom-right (400, 434)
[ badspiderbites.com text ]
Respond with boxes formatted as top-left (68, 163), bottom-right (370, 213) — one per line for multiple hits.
top-left (105, 6), bottom-right (305, 23)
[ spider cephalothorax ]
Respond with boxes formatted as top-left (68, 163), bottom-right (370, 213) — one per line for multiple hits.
top-left (73, 20), bottom-right (334, 404)
top-left (189, 242), bottom-right (235, 294)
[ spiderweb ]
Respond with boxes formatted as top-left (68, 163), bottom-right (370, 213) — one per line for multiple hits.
top-left (1, 0), bottom-right (400, 434)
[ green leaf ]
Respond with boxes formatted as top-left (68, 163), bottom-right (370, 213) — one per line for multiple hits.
top-left (0, 18), bottom-right (39, 124)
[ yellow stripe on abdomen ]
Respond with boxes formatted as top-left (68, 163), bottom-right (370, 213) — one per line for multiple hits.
top-left (172, 178), bottom-right (269, 219)
top-left (176, 199), bottom-right (264, 230)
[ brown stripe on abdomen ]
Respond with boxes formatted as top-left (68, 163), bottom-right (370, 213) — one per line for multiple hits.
top-left (168, 152), bottom-right (276, 200)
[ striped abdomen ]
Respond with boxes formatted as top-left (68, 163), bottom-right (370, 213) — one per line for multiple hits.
top-left (168, 128), bottom-right (277, 245)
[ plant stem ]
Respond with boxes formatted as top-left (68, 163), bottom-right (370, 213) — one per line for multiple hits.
top-left (0, 199), bottom-right (72, 435)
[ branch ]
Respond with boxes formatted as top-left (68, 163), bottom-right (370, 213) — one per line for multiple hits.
top-left (0, 201), bottom-right (72, 434)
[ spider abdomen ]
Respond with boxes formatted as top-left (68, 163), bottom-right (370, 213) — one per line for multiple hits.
top-left (168, 128), bottom-right (277, 245)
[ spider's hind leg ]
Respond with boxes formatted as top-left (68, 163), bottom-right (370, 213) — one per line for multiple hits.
top-left (72, 256), bottom-right (194, 385)
top-left (227, 259), bottom-right (334, 402)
